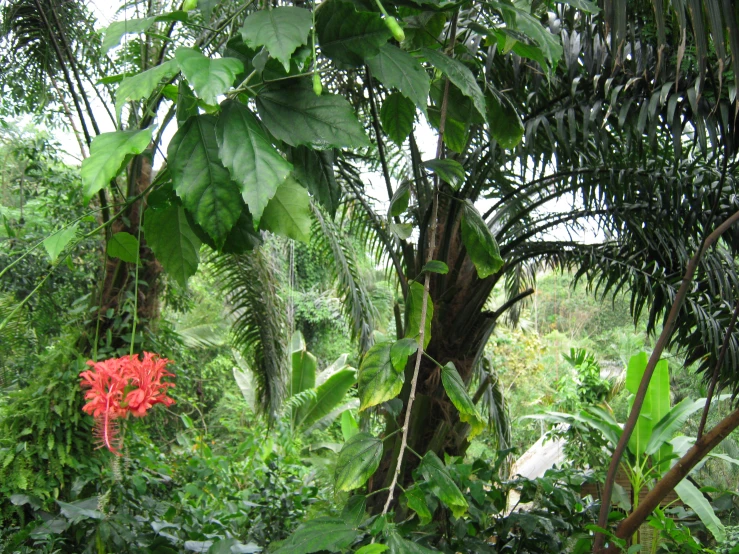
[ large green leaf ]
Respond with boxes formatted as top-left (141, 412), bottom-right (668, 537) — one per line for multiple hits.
top-left (625, 353), bottom-right (670, 459)
top-left (289, 146), bottom-right (339, 216)
top-left (380, 93), bottom-right (415, 146)
top-left (175, 47), bottom-right (243, 105)
top-left (107, 232), bottom-right (139, 263)
top-left (675, 479), bottom-right (725, 542)
top-left (441, 362), bottom-right (484, 438)
top-left (291, 332), bottom-right (317, 395)
top-left (418, 452), bottom-right (468, 518)
top-left (645, 397), bottom-right (705, 457)
top-left (422, 159), bottom-right (465, 189)
top-left (168, 115), bottom-right (242, 247)
top-left (144, 204), bottom-right (201, 287)
top-left (272, 517), bottom-right (359, 554)
top-left (216, 100), bottom-right (293, 225)
top-left (387, 532), bottom-right (438, 553)
top-left (460, 200), bottom-right (503, 279)
top-left (115, 59), bottom-right (179, 122)
top-left (367, 44), bottom-right (429, 114)
top-left (102, 12), bottom-right (188, 53)
top-left (405, 281), bottom-right (433, 349)
top-left (358, 341), bottom-right (403, 411)
top-left (335, 432), bottom-right (383, 491)
top-left (422, 48), bottom-right (486, 119)
top-left (259, 176), bottom-right (311, 243)
top-left (403, 486), bottom-right (432, 525)
top-left (316, 0), bottom-right (391, 66)
top-left (43, 224), bottom-right (78, 263)
top-left (256, 82), bottom-right (369, 149)
top-left (240, 7), bottom-right (312, 72)
top-left (390, 338), bottom-right (418, 372)
top-left (294, 369), bottom-right (357, 430)
top-left (340, 410), bottom-right (360, 441)
top-left (486, 91), bottom-right (524, 149)
top-left (81, 128), bottom-right (153, 201)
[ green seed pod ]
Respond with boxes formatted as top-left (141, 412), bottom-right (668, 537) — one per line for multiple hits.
top-left (182, 0), bottom-right (198, 12)
top-left (313, 72), bottom-right (323, 96)
top-left (384, 16), bottom-right (405, 43)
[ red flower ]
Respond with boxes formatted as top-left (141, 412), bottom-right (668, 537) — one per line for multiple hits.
top-left (80, 352), bottom-right (175, 454)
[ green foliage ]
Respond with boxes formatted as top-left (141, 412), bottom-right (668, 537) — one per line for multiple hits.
top-left (0, 336), bottom-right (97, 515)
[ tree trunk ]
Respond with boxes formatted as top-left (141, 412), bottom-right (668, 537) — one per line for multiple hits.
top-left (78, 148), bottom-right (162, 356)
top-left (368, 191), bottom-right (507, 510)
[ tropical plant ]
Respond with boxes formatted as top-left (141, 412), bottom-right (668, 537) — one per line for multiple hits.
top-left (532, 352), bottom-right (735, 545)
top-left (3, 1), bottom-right (739, 548)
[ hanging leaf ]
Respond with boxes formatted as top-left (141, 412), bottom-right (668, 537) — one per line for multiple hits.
top-left (358, 341), bottom-right (404, 411)
top-left (380, 93), bottom-right (415, 147)
top-left (81, 128), bottom-right (153, 201)
top-left (405, 281), bottom-right (433, 348)
top-left (387, 532), bottom-right (438, 553)
top-left (257, 82), bottom-right (369, 150)
top-left (388, 181), bottom-right (410, 218)
top-left (115, 60), bottom-right (180, 124)
top-left (340, 410), bottom-right (360, 441)
top-left (216, 100), bottom-right (293, 226)
top-left (289, 146), bottom-right (339, 216)
top-left (390, 338), bottom-right (418, 372)
top-left (102, 12), bottom-right (188, 53)
top-left (316, 0), bottom-right (391, 66)
top-left (342, 495), bottom-right (367, 527)
top-left (460, 200), bottom-right (503, 279)
top-left (176, 79), bottom-right (199, 125)
top-left (168, 115), bottom-right (242, 247)
top-left (675, 479), bottom-right (726, 542)
top-left (291, 334), bottom-right (317, 395)
top-left (272, 517), bottom-right (360, 554)
top-left (418, 452), bottom-right (468, 518)
top-left (144, 204), bottom-right (201, 288)
top-left (441, 362), bottom-right (485, 438)
top-left (259, 176), bottom-right (312, 243)
top-left (221, 209), bottom-right (262, 254)
top-left (422, 261), bottom-right (448, 275)
top-left (294, 369), bottom-right (356, 430)
top-left (175, 47), bottom-right (243, 105)
top-left (43, 224), bottom-right (78, 263)
top-left (422, 159), bottom-right (465, 189)
top-left (367, 44), bottom-right (429, 114)
top-left (422, 48), bottom-right (486, 119)
top-left (403, 486), bottom-right (432, 525)
top-left (115, 59), bottom-right (179, 122)
top-left (389, 223), bottom-right (413, 240)
top-left (107, 232), bottom-right (139, 264)
top-left (240, 7), bottom-right (312, 72)
top-left (335, 432), bottom-right (383, 491)
top-left (486, 91), bottom-right (524, 149)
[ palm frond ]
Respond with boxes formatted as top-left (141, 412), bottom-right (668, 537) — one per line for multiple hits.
top-left (310, 202), bottom-right (380, 354)
top-left (210, 246), bottom-right (289, 421)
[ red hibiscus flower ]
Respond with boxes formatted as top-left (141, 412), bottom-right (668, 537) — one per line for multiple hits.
top-left (80, 353), bottom-right (175, 454)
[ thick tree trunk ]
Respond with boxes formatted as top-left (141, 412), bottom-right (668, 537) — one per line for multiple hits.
top-left (368, 192), bottom-right (506, 510)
